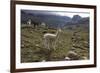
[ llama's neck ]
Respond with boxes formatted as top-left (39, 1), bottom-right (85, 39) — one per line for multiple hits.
top-left (55, 30), bottom-right (60, 37)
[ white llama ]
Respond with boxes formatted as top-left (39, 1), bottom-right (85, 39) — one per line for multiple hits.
top-left (27, 19), bottom-right (31, 26)
top-left (43, 29), bottom-right (61, 50)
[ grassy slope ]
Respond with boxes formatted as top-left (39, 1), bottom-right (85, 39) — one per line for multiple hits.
top-left (21, 25), bottom-right (89, 63)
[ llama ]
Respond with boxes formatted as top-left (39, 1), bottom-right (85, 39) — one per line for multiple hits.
top-left (27, 19), bottom-right (31, 26)
top-left (41, 22), bottom-right (46, 27)
top-left (43, 29), bottom-right (61, 50)
top-left (27, 19), bottom-right (40, 28)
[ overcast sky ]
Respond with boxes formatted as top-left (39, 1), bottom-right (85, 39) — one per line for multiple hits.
top-left (22, 10), bottom-right (90, 18)
top-left (52, 12), bottom-right (89, 18)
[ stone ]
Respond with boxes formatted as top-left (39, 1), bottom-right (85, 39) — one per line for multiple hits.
top-left (65, 56), bottom-right (70, 60)
top-left (67, 51), bottom-right (79, 60)
top-left (82, 56), bottom-right (88, 60)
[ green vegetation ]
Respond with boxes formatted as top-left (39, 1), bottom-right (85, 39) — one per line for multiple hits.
top-left (21, 25), bottom-right (89, 63)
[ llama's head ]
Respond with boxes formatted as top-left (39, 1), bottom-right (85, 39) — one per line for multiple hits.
top-left (56, 28), bottom-right (62, 36)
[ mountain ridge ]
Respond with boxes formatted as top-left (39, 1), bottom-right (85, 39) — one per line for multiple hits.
top-left (21, 10), bottom-right (89, 28)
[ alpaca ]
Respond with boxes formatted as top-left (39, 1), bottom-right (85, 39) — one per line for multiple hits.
top-left (43, 29), bottom-right (61, 50)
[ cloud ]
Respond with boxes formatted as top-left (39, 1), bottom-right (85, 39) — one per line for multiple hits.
top-left (22, 10), bottom-right (90, 18)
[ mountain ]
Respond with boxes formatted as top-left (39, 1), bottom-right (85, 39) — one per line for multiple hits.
top-left (72, 15), bottom-right (82, 22)
top-left (65, 15), bottom-right (89, 25)
top-left (21, 10), bottom-right (71, 28)
top-left (78, 17), bottom-right (89, 24)
top-left (21, 10), bottom-right (89, 28)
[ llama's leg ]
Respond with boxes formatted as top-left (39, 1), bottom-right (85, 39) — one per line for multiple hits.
top-left (44, 38), bottom-right (47, 49)
top-left (53, 40), bottom-right (57, 50)
top-left (44, 38), bottom-right (49, 50)
top-left (53, 42), bottom-right (56, 50)
top-left (47, 39), bottom-right (50, 50)
top-left (51, 40), bottom-right (54, 50)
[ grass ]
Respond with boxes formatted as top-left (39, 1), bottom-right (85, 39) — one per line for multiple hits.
top-left (21, 24), bottom-right (89, 63)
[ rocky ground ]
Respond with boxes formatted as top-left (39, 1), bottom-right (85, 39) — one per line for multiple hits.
top-left (21, 25), bottom-right (89, 63)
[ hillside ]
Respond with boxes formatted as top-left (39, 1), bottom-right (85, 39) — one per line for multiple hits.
top-left (21, 25), bottom-right (89, 62)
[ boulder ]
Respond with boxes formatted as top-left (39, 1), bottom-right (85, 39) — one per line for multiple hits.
top-left (65, 56), bottom-right (70, 60)
top-left (67, 51), bottom-right (79, 60)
